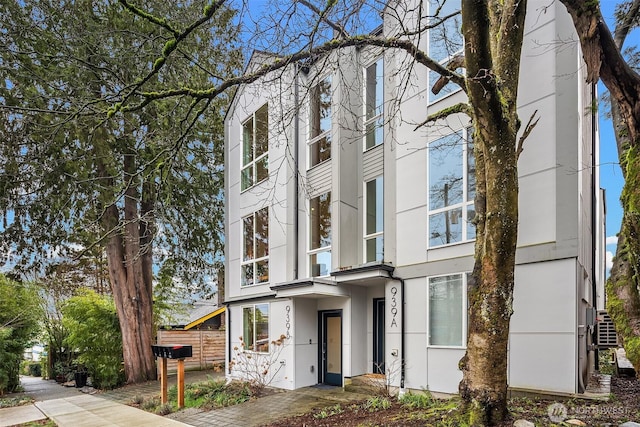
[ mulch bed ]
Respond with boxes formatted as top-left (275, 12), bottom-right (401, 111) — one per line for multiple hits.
top-left (263, 376), bottom-right (640, 426)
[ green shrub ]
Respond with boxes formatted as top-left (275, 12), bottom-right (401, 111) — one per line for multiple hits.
top-left (0, 276), bottom-right (41, 394)
top-left (363, 396), bottom-right (391, 412)
top-left (156, 403), bottom-right (173, 415)
top-left (399, 391), bottom-right (434, 409)
top-left (62, 290), bottom-right (124, 389)
top-left (165, 378), bottom-right (251, 411)
top-left (28, 363), bottom-right (42, 377)
top-left (313, 404), bottom-right (344, 419)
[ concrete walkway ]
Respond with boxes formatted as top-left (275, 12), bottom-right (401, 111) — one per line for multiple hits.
top-left (1, 372), bottom-right (370, 427)
top-left (1, 375), bottom-right (193, 427)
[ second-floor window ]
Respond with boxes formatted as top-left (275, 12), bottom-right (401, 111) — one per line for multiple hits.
top-left (309, 191), bottom-right (331, 276)
top-left (428, 128), bottom-right (475, 247)
top-left (309, 77), bottom-right (332, 168)
top-left (365, 176), bottom-right (383, 262)
top-left (242, 207), bottom-right (269, 286)
top-left (242, 104), bottom-right (269, 191)
top-left (364, 58), bottom-right (384, 150)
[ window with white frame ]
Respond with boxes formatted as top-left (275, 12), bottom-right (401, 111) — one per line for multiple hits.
top-left (241, 207), bottom-right (269, 286)
top-left (364, 176), bottom-right (383, 263)
top-left (242, 104), bottom-right (269, 191)
top-left (309, 191), bottom-right (331, 276)
top-left (428, 0), bottom-right (463, 103)
top-left (364, 58), bottom-right (384, 150)
top-left (309, 76), bottom-right (332, 168)
top-left (428, 273), bottom-right (468, 347)
top-left (242, 303), bottom-right (270, 352)
top-left (428, 128), bottom-right (475, 247)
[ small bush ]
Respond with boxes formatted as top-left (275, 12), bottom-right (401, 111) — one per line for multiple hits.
top-left (313, 404), bottom-right (344, 419)
top-left (28, 363), bottom-right (42, 377)
top-left (130, 394), bottom-right (145, 405)
top-left (156, 403), bottom-right (173, 415)
top-left (363, 396), bottom-right (391, 412)
top-left (141, 397), bottom-right (161, 411)
top-left (399, 391), bottom-right (434, 409)
top-left (162, 378), bottom-right (252, 412)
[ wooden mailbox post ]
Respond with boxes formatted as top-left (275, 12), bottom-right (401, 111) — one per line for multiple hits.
top-left (151, 344), bottom-right (193, 408)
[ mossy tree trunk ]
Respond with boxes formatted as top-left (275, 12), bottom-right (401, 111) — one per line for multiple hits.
top-left (457, 1), bottom-right (528, 424)
top-left (560, 0), bottom-right (640, 372)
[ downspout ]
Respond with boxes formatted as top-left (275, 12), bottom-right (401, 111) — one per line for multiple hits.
top-left (386, 270), bottom-right (405, 394)
top-left (591, 82), bottom-right (599, 370)
top-left (294, 63), bottom-right (300, 280)
top-left (226, 304), bottom-right (231, 366)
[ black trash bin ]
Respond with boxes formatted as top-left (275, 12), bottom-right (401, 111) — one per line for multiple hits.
top-left (74, 371), bottom-right (88, 388)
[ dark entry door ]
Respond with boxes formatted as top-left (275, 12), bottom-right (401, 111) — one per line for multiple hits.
top-left (373, 298), bottom-right (385, 374)
top-left (319, 310), bottom-right (342, 386)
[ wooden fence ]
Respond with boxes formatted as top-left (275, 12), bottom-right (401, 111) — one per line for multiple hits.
top-left (156, 329), bottom-right (225, 373)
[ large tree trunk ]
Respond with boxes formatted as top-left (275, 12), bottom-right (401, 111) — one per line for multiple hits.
top-left (458, 1), bottom-right (527, 424)
top-left (101, 150), bottom-right (157, 384)
top-left (560, 0), bottom-right (640, 372)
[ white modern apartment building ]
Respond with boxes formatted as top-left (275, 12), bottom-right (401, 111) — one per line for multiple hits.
top-left (223, 1), bottom-right (605, 395)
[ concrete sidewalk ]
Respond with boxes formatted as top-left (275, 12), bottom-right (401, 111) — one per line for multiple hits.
top-left (1, 372), bottom-right (371, 427)
top-left (0, 394), bottom-right (192, 427)
top-left (36, 394), bottom-right (190, 426)
top-left (0, 374), bottom-right (195, 427)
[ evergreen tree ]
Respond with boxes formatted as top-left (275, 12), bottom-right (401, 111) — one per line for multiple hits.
top-left (0, 0), bottom-right (242, 383)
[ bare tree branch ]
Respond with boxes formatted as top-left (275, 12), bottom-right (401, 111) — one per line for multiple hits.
top-left (516, 110), bottom-right (540, 159)
top-left (614, 0), bottom-right (640, 49)
top-left (298, 0), bottom-right (349, 39)
top-left (117, 35), bottom-right (465, 114)
top-left (415, 102), bottom-right (470, 130)
top-left (432, 54), bottom-right (465, 94)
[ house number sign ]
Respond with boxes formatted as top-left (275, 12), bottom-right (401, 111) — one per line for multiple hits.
top-left (390, 286), bottom-right (398, 328)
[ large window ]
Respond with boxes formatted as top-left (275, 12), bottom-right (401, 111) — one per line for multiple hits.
top-left (365, 176), bottom-right (383, 263)
top-left (428, 128), bottom-right (475, 247)
top-left (242, 207), bottom-right (269, 286)
top-left (428, 0), bottom-right (463, 103)
top-left (364, 58), bottom-right (384, 150)
top-left (242, 303), bottom-right (270, 352)
top-left (428, 274), bottom-right (467, 347)
top-left (309, 77), bottom-right (332, 167)
top-left (242, 104), bottom-right (269, 191)
top-left (309, 192), bottom-right (331, 276)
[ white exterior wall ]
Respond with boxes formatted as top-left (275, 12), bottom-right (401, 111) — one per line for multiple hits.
top-left (388, 0), bottom-right (590, 395)
top-left (509, 259), bottom-right (578, 393)
top-left (225, 64), bottom-right (297, 301)
top-left (224, 0), bottom-right (600, 397)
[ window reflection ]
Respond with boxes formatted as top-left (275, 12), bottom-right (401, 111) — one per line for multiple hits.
top-left (427, 129), bottom-right (475, 247)
top-left (309, 77), bottom-right (332, 167)
top-left (242, 104), bottom-right (269, 190)
top-left (365, 176), bottom-right (384, 262)
top-left (243, 304), bottom-right (270, 353)
top-left (365, 58), bottom-right (384, 149)
top-left (310, 191), bottom-right (331, 276)
top-left (241, 207), bottom-right (269, 285)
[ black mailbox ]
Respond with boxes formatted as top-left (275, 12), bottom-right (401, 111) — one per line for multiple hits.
top-left (152, 344), bottom-right (193, 359)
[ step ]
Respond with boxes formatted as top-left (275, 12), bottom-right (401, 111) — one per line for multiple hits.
top-left (615, 348), bottom-right (637, 377)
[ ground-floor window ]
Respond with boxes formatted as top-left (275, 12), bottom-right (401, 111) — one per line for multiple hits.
top-left (242, 303), bottom-right (270, 352)
top-left (428, 273), bottom-right (468, 347)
